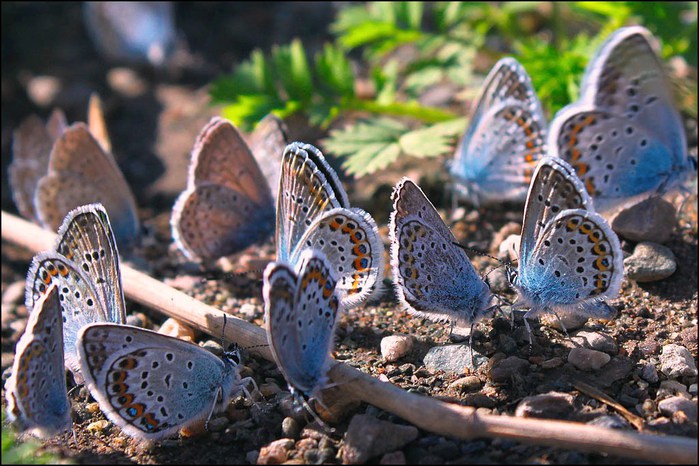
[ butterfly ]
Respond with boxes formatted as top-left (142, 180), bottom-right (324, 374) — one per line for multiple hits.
top-left (276, 142), bottom-right (383, 308)
top-left (5, 285), bottom-right (72, 439)
top-left (449, 57), bottom-right (548, 207)
top-left (10, 95), bottom-right (140, 251)
top-left (548, 26), bottom-right (697, 213)
top-left (507, 157), bottom-right (624, 334)
top-left (25, 203), bottom-right (126, 383)
top-left (170, 115), bottom-right (288, 261)
top-left (83, 1), bottom-right (176, 67)
top-left (389, 177), bottom-right (496, 327)
top-left (77, 322), bottom-right (253, 442)
top-left (263, 249), bottom-right (340, 408)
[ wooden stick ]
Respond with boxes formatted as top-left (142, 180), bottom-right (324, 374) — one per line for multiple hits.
top-left (3, 210), bottom-right (696, 464)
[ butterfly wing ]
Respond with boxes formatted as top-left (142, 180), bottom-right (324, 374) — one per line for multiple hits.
top-left (5, 285), bottom-right (71, 439)
top-left (517, 209), bottom-right (623, 319)
top-left (54, 203), bottom-right (126, 325)
top-left (290, 207), bottom-right (383, 308)
top-left (519, 157), bottom-right (594, 267)
top-left (276, 142), bottom-right (349, 262)
top-left (245, 114), bottom-right (288, 201)
top-left (451, 58), bottom-right (547, 205)
top-left (25, 252), bottom-right (107, 381)
top-left (264, 250), bottom-right (340, 398)
top-left (35, 123), bottom-right (140, 250)
top-left (390, 178), bottom-right (492, 325)
top-left (171, 117), bottom-right (275, 261)
top-left (77, 323), bottom-right (238, 441)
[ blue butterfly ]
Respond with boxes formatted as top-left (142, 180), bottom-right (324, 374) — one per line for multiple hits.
top-left (548, 26), bottom-right (697, 213)
top-left (449, 57), bottom-right (548, 206)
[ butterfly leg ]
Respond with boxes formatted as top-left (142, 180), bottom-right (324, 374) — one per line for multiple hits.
top-left (548, 308), bottom-right (572, 342)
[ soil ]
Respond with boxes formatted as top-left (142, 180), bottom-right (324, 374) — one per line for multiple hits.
top-left (1, 3), bottom-right (697, 465)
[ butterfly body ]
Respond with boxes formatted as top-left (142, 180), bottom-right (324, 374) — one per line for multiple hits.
top-left (510, 157), bottom-right (623, 322)
top-left (390, 177), bottom-right (494, 326)
top-left (449, 57), bottom-right (547, 206)
top-left (77, 323), bottom-right (247, 441)
top-left (549, 26), bottom-right (696, 213)
top-left (5, 285), bottom-right (72, 439)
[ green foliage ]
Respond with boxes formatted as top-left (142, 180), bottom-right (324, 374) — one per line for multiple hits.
top-left (211, 1), bottom-right (697, 177)
top-left (1, 412), bottom-right (66, 464)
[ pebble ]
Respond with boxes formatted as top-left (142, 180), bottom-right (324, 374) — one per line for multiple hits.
top-left (486, 266), bottom-right (510, 294)
top-left (540, 357), bottom-right (564, 369)
top-left (342, 414), bottom-right (418, 464)
top-left (491, 222), bottom-right (521, 255)
top-left (660, 344), bottom-right (698, 378)
top-left (515, 392), bottom-right (575, 420)
top-left (595, 357), bottom-right (634, 387)
top-left (657, 379), bottom-right (689, 398)
top-left (586, 414), bottom-right (629, 429)
top-left (380, 334), bottom-right (414, 362)
top-left (568, 347), bottom-right (611, 371)
top-left (107, 67), bottom-right (148, 97)
top-left (2, 280), bottom-right (25, 307)
top-left (125, 313), bottom-right (147, 328)
top-left (448, 376), bottom-right (482, 392)
top-left (86, 419), bottom-right (110, 434)
top-left (658, 396), bottom-right (698, 422)
top-left (380, 451), bottom-right (407, 464)
top-left (610, 197), bottom-right (676, 243)
top-left (488, 356), bottom-right (529, 383)
top-left (158, 317), bottom-right (196, 342)
top-left (497, 234), bottom-right (521, 262)
top-left (201, 340), bottom-right (224, 357)
top-left (27, 75), bottom-right (62, 107)
top-left (207, 416), bottom-right (229, 433)
top-left (245, 450), bottom-right (259, 464)
top-left (539, 311), bottom-right (590, 332)
top-left (570, 331), bottom-right (618, 354)
top-left (257, 438), bottom-right (294, 464)
top-left (423, 344), bottom-right (486, 375)
top-left (281, 417), bottom-right (301, 440)
top-left (640, 362), bottom-right (660, 383)
top-left (624, 242), bottom-right (677, 282)
top-left (86, 402), bottom-right (101, 414)
top-left (259, 382), bottom-right (283, 398)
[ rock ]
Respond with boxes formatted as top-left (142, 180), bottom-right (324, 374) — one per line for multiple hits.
top-left (259, 382), bottom-right (282, 398)
top-left (380, 451), bottom-right (407, 464)
top-left (539, 312), bottom-right (589, 332)
top-left (423, 344), bottom-right (486, 374)
top-left (314, 385), bottom-right (361, 424)
top-left (640, 362), bottom-right (660, 383)
top-left (2, 280), bottom-right (26, 307)
top-left (596, 357), bottom-right (634, 387)
top-left (257, 438), bottom-right (294, 464)
top-left (586, 414), bottom-right (630, 429)
top-left (497, 234), bottom-right (521, 262)
top-left (86, 419), bottom-right (110, 434)
top-left (158, 317), bottom-right (195, 342)
top-left (658, 396), bottom-right (698, 422)
top-left (486, 266), bottom-right (510, 294)
top-left (570, 331), bottom-right (618, 354)
top-left (449, 376), bottom-right (482, 392)
top-left (624, 242), bottom-right (677, 282)
top-left (201, 340), bottom-right (224, 357)
top-left (206, 416), bottom-right (229, 432)
top-left (281, 417), bottom-right (301, 440)
top-left (515, 392), bottom-right (575, 420)
top-left (342, 414), bottom-right (419, 464)
top-left (491, 223), bottom-right (521, 255)
top-left (610, 197), bottom-right (676, 243)
top-left (27, 75), bottom-right (62, 107)
top-left (660, 344), bottom-right (698, 378)
top-left (540, 357), bottom-right (564, 369)
top-left (381, 334), bottom-right (414, 362)
top-left (568, 348), bottom-right (611, 371)
top-left (488, 356), bottom-right (529, 383)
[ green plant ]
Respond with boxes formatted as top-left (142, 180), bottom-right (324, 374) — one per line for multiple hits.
top-left (1, 412), bottom-right (66, 464)
top-left (211, 2), bottom-right (697, 177)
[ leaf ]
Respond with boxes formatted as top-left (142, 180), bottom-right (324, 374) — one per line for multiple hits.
top-left (273, 39), bottom-right (313, 101)
top-left (315, 43), bottom-right (355, 98)
top-left (398, 118), bottom-right (467, 158)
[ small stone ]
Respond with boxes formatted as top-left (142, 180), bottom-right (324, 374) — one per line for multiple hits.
top-left (486, 267), bottom-right (510, 294)
top-left (449, 376), bottom-right (482, 392)
top-left (207, 416), bottom-right (229, 433)
top-left (658, 396), bottom-right (698, 422)
top-left (424, 344), bottom-right (486, 375)
top-left (245, 450), bottom-right (259, 464)
top-left (281, 417), bottom-right (300, 440)
top-left (381, 334), bottom-right (414, 362)
top-left (2, 281), bottom-right (26, 307)
top-left (568, 347), bottom-right (611, 371)
top-left (489, 356), bottom-right (529, 383)
top-left (624, 242), bottom-right (677, 282)
top-left (158, 317), bottom-right (195, 342)
top-left (689, 384), bottom-right (698, 396)
top-left (491, 223), bottom-right (521, 254)
top-left (257, 438), bottom-right (294, 464)
top-left (259, 382), bottom-right (282, 398)
top-left (586, 414), bottom-right (630, 429)
top-left (107, 67), bottom-right (147, 97)
top-left (596, 357), bottom-right (634, 387)
top-left (27, 75), bottom-right (62, 107)
top-left (342, 414), bottom-right (419, 464)
top-left (640, 362), bottom-right (660, 383)
top-left (660, 344), bottom-right (698, 378)
top-left (87, 419), bottom-right (110, 434)
top-left (540, 357), bottom-right (564, 369)
top-left (610, 197), bottom-right (676, 243)
top-left (201, 340), bottom-right (224, 357)
top-left (497, 234), bottom-right (521, 262)
top-left (570, 331), bottom-right (618, 354)
top-left (314, 385), bottom-right (361, 424)
top-left (125, 313), bottom-right (146, 328)
top-left (239, 303), bottom-right (257, 319)
top-left (380, 451), bottom-right (406, 464)
top-left (86, 402), bottom-right (101, 414)
top-left (539, 312), bottom-right (589, 332)
top-left (515, 392), bottom-right (575, 420)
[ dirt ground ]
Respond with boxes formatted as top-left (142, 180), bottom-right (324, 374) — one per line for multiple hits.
top-left (2, 3), bottom-right (697, 464)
